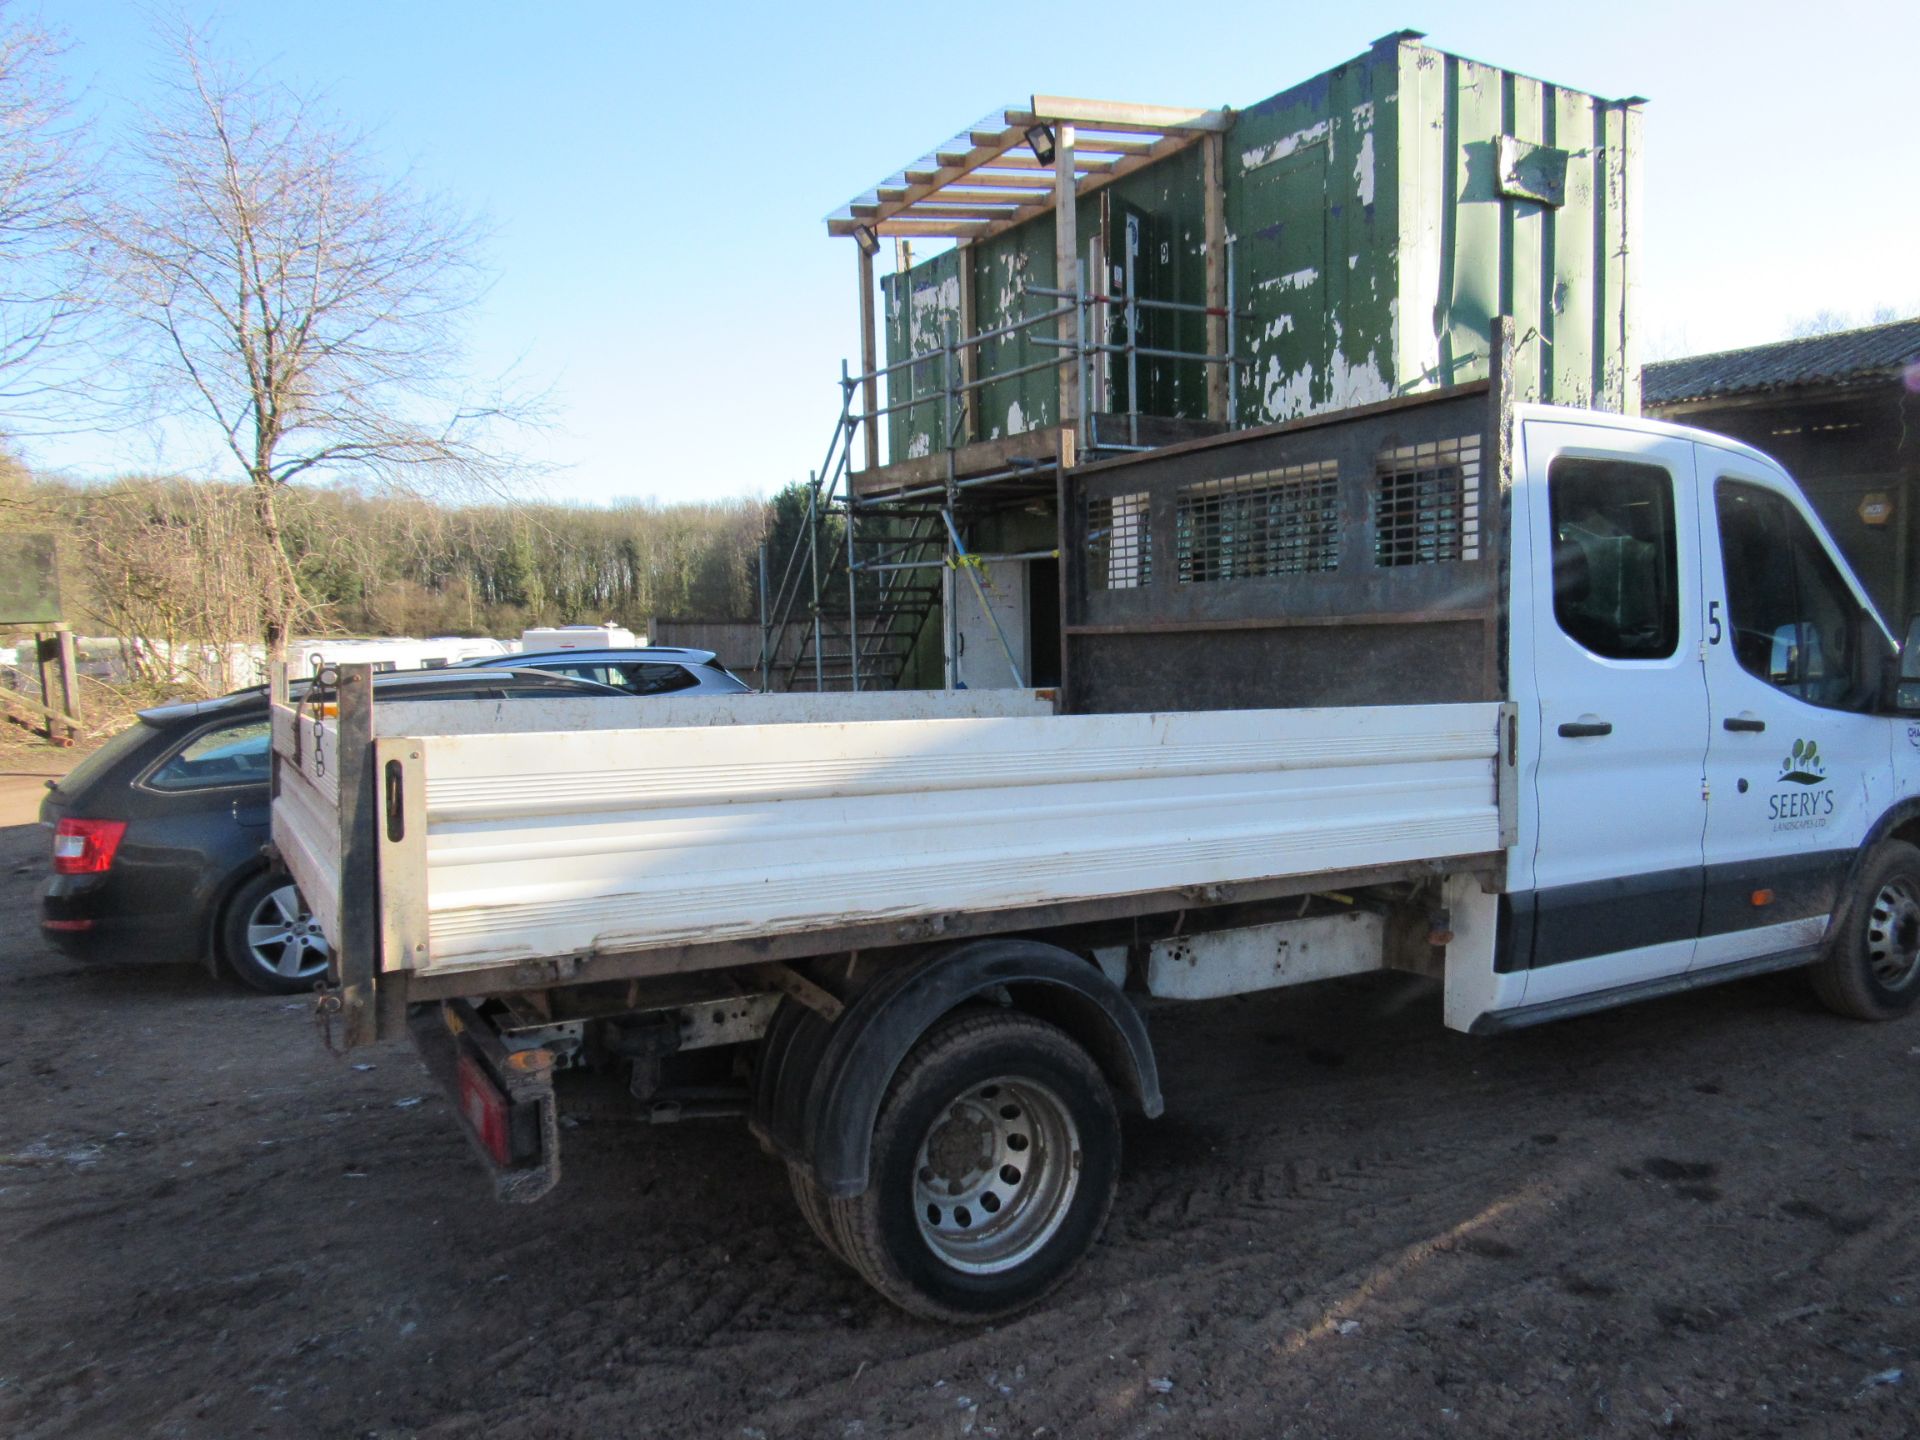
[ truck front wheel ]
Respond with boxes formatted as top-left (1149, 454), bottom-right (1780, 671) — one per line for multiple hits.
top-left (1811, 840), bottom-right (1920, 1020)
top-left (827, 1009), bottom-right (1120, 1323)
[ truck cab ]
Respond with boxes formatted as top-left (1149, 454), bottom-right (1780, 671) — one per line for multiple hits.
top-left (1496, 405), bottom-right (1917, 1023)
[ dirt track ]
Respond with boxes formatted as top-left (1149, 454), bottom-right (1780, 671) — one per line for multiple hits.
top-left (2, 807), bottom-right (1918, 1439)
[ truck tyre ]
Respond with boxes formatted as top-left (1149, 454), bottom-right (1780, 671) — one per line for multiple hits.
top-left (1810, 840), bottom-right (1920, 1021)
top-left (787, 1161), bottom-right (846, 1265)
top-left (827, 1009), bottom-right (1120, 1323)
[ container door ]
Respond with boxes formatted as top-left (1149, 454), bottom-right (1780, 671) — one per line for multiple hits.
top-left (1106, 201), bottom-right (1177, 421)
top-left (1695, 452), bottom-right (1893, 969)
top-left (1519, 419), bottom-right (1709, 1004)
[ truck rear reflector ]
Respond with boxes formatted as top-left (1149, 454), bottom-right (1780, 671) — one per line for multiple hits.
top-left (457, 1053), bottom-right (513, 1168)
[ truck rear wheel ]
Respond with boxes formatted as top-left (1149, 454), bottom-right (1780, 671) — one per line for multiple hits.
top-left (1811, 840), bottom-right (1920, 1020)
top-left (827, 1009), bottom-right (1119, 1323)
top-left (787, 1161), bottom-right (845, 1264)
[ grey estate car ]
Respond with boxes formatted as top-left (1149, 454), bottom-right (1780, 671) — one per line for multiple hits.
top-left (452, 646), bottom-right (753, 697)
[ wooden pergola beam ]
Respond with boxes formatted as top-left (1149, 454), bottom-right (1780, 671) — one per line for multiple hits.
top-left (830, 132), bottom-right (1030, 237)
top-left (1202, 131), bottom-right (1227, 422)
top-left (940, 185), bottom-right (1052, 203)
top-left (1061, 137), bottom-right (1159, 158)
top-left (987, 152), bottom-right (1117, 174)
top-left (1028, 95), bottom-right (1232, 133)
top-left (856, 196), bottom-right (1026, 217)
top-left (971, 128), bottom-right (1210, 244)
top-left (925, 172), bottom-right (1058, 189)
top-left (1054, 126), bottom-right (1077, 433)
top-left (827, 94), bottom-right (1231, 239)
top-left (857, 245), bottom-right (878, 469)
top-left (871, 219), bottom-right (995, 237)
top-left (1058, 122), bottom-right (1174, 140)
top-left (888, 202), bottom-right (1025, 219)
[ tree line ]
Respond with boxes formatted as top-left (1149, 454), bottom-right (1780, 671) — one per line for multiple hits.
top-left (3, 466), bottom-right (773, 662)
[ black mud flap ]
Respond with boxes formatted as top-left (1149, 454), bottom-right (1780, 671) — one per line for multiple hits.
top-left (407, 1000), bottom-right (561, 1203)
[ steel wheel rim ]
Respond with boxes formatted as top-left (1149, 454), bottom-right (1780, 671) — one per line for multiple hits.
top-left (246, 883), bottom-right (330, 980)
top-left (1866, 876), bottom-right (1920, 989)
top-left (913, 1075), bottom-right (1080, 1275)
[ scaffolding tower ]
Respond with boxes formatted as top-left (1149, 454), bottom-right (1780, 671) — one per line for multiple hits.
top-left (760, 95), bottom-right (1243, 693)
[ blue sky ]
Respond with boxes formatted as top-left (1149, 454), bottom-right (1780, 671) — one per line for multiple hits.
top-left (29, 0), bottom-right (1920, 504)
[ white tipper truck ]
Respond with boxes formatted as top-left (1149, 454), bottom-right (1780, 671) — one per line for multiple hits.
top-left (271, 353), bottom-right (1920, 1322)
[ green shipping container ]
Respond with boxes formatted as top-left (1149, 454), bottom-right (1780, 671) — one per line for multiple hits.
top-left (880, 31), bottom-right (1641, 462)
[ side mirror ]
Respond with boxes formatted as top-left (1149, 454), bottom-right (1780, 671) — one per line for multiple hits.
top-left (1893, 615), bottom-right (1920, 712)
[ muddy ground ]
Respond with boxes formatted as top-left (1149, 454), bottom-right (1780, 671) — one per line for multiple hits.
top-left (2, 788), bottom-right (1918, 1439)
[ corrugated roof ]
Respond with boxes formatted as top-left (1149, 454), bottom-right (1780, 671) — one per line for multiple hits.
top-left (1643, 316), bottom-right (1920, 406)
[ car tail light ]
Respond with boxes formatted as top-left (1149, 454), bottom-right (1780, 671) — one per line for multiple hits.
top-left (458, 1054), bottom-right (512, 1167)
top-left (52, 818), bottom-right (127, 875)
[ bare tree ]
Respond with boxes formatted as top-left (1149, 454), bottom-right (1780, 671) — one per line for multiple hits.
top-left (92, 23), bottom-right (520, 656)
top-left (74, 476), bottom-right (293, 694)
top-left (1788, 304), bottom-right (1916, 340)
top-left (0, 5), bottom-right (91, 429)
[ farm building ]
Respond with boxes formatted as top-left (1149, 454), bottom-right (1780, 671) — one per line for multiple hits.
top-left (1644, 317), bottom-right (1920, 630)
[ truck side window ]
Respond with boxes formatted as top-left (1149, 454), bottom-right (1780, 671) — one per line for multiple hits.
top-left (1547, 458), bottom-right (1678, 660)
top-left (1715, 480), bottom-right (1872, 711)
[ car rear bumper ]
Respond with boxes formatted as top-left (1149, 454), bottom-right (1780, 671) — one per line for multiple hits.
top-left (40, 876), bottom-right (202, 964)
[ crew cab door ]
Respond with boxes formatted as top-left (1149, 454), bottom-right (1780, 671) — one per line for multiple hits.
top-left (1519, 420), bottom-right (1709, 1003)
top-left (1695, 450), bottom-right (1894, 965)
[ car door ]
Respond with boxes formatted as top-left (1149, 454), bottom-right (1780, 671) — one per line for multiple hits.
top-left (123, 716), bottom-right (276, 925)
top-left (1519, 419), bottom-right (1710, 1004)
top-left (1695, 452), bottom-right (1894, 966)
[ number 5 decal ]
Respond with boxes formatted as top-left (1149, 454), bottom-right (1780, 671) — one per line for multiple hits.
top-left (1707, 599), bottom-right (1723, 645)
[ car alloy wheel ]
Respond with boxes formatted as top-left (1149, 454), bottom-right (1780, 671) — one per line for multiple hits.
top-left (246, 882), bottom-right (330, 982)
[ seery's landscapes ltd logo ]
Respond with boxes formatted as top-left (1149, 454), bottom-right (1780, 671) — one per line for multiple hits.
top-left (1770, 738), bottom-right (1834, 832)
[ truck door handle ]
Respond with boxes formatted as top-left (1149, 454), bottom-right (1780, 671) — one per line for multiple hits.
top-left (1723, 716), bottom-right (1766, 733)
top-left (1557, 720), bottom-right (1613, 738)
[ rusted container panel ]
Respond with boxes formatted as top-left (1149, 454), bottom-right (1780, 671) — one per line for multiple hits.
top-left (1228, 43), bottom-right (1399, 423)
top-left (967, 224), bottom-right (1054, 445)
top-left (886, 148), bottom-right (1214, 465)
top-left (1394, 38), bottom-right (1641, 414)
top-left (881, 246), bottom-right (963, 463)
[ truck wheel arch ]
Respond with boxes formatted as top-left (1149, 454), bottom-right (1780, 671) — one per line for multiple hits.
top-left (753, 938), bottom-right (1163, 1199)
top-left (1804, 800), bottom-right (1920, 939)
top-left (1838, 799), bottom-right (1920, 906)
top-left (1864, 798), bottom-right (1920, 857)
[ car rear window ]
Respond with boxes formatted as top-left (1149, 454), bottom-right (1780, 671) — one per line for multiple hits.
top-left (543, 662), bottom-right (697, 695)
